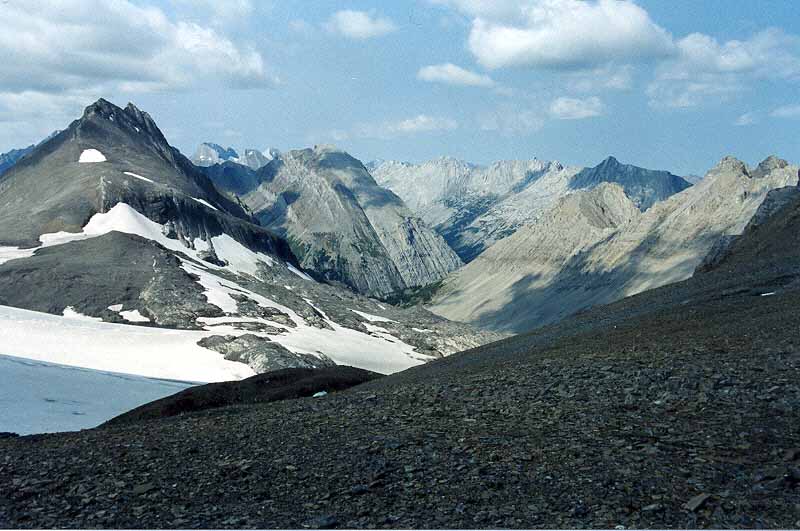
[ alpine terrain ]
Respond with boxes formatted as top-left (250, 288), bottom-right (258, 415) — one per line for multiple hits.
top-left (0, 99), bottom-right (497, 432)
top-left (2, 161), bottom-right (799, 529)
top-left (428, 155), bottom-right (799, 332)
top-left (370, 156), bottom-right (690, 262)
top-left (203, 146), bottom-right (463, 298)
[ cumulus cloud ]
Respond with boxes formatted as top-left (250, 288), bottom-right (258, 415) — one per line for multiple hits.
top-left (549, 96), bottom-right (605, 119)
top-left (648, 29), bottom-right (800, 108)
top-left (325, 10), bottom-right (397, 39)
top-left (417, 63), bottom-right (495, 87)
top-left (0, 0), bottom-right (274, 146)
top-left (0, 0), bottom-right (272, 99)
top-left (771, 104), bottom-right (800, 118)
top-left (438, 0), bottom-right (674, 70)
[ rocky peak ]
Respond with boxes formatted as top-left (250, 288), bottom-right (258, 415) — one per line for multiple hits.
top-left (713, 156), bottom-right (750, 177)
top-left (79, 99), bottom-right (171, 152)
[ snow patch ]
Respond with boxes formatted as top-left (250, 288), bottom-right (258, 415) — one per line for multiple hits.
top-left (761, 292), bottom-right (776, 297)
top-left (350, 309), bottom-right (396, 323)
top-left (212, 233), bottom-right (274, 276)
top-left (0, 247), bottom-right (36, 265)
top-left (107, 304), bottom-right (124, 312)
top-left (79, 149), bottom-right (106, 163)
top-left (35, 203), bottom-right (273, 279)
top-left (62, 306), bottom-right (102, 322)
top-left (119, 309), bottom-right (151, 323)
top-left (123, 171), bottom-right (154, 184)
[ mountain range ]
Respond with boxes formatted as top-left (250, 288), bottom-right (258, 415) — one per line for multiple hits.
top-left (428, 155), bottom-right (798, 332)
top-left (202, 146), bottom-right (463, 298)
top-left (4, 165), bottom-right (799, 527)
top-left (191, 142), bottom-right (280, 170)
top-left (1, 97), bottom-right (798, 433)
top-left (369, 155), bottom-right (691, 262)
top-left (0, 99), bottom-right (497, 384)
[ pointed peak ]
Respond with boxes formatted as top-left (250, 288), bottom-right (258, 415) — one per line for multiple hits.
top-left (600, 155), bottom-right (621, 166)
top-left (82, 98), bottom-right (121, 118)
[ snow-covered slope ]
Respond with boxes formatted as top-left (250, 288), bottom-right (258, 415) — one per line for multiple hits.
top-left (429, 156), bottom-right (799, 333)
top-left (0, 202), bottom-right (496, 376)
top-left (0, 353), bottom-right (195, 435)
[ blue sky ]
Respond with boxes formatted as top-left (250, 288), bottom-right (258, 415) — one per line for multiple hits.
top-left (1, 1), bottom-right (799, 175)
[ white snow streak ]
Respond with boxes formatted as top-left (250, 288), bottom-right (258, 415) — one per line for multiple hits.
top-left (192, 197), bottom-right (219, 211)
top-left (287, 263), bottom-right (313, 281)
top-left (123, 171), bottom-right (154, 183)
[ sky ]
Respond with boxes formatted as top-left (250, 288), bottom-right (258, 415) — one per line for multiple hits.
top-left (1, 0), bottom-right (799, 175)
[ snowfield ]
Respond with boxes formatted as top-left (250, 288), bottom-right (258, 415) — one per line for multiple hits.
top-left (0, 354), bottom-right (193, 435)
top-left (0, 305), bottom-right (256, 382)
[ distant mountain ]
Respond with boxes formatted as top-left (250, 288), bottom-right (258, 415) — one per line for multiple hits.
top-left (428, 155), bottom-right (799, 333)
top-left (0, 131), bottom-right (61, 177)
top-left (570, 156), bottom-right (692, 210)
top-left (205, 145), bottom-right (463, 298)
top-left (191, 143), bottom-right (240, 167)
top-left (191, 143), bottom-right (280, 170)
top-left (370, 157), bottom-right (579, 262)
top-left (370, 155), bottom-right (690, 263)
top-left (0, 99), bottom-right (496, 384)
top-left (0, 145), bottom-right (34, 176)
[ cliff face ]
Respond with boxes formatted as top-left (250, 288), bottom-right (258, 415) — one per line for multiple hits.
top-left (210, 146), bottom-right (462, 298)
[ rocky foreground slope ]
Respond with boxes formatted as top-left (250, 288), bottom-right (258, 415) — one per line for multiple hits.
top-left (429, 155), bottom-right (799, 333)
top-left (1, 183), bottom-right (799, 529)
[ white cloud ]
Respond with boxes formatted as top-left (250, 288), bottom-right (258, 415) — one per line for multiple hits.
top-left (325, 10), bottom-right (397, 40)
top-left (734, 112), bottom-right (758, 126)
top-left (549, 96), bottom-right (605, 119)
top-left (354, 114), bottom-right (458, 139)
top-left (417, 63), bottom-right (495, 87)
top-left (0, 0), bottom-right (272, 99)
top-left (439, 0), bottom-right (675, 70)
top-left (648, 29), bottom-right (800, 108)
top-left (771, 104), bottom-right (800, 118)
